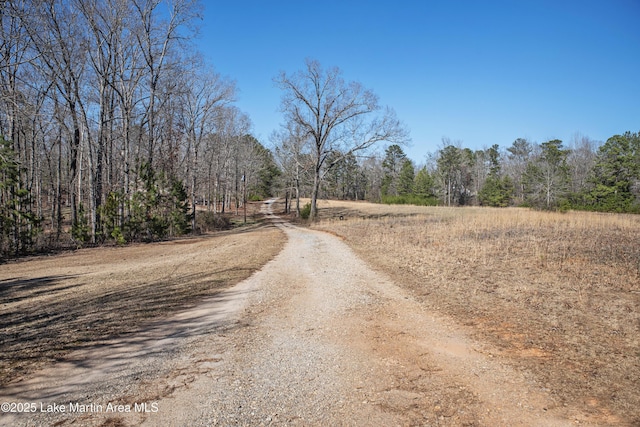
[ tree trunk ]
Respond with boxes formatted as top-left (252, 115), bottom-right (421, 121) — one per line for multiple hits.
top-left (295, 162), bottom-right (301, 217)
top-left (310, 165), bottom-right (321, 220)
top-left (69, 108), bottom-right (81, 229)
top-left (55, 135), bottom-right (62, 240)
top-left (191, 147), bottom-right (198, 233)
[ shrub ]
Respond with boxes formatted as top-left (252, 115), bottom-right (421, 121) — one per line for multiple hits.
top-left (197, 211), bottom-right (232, 232)
top-left (381, 194), bottom-right (438, 206)
top-left (478, 175), bottom-right (514, 207)
top-left (71, 203), bottom-right (91, 245)
top-left (110, 227), bottom-right (126, 245)
top-left (300, 202), bottom-right (312, 219)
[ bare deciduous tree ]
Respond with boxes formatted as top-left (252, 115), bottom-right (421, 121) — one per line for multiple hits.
top-left (272, 123), bottom-right (311, 217)
top-left (567, 132), bottom-right (597, 195)
top-left (132, 0), bottom-right (201, 167)
top-left (275, 58), bottom-right (408, 220)
top-left (180, 62), bottom-right (235, 231)
top-left (22, 0), bottom-right (90, 231)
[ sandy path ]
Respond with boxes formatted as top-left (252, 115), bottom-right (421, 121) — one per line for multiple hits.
top-left (1, 200), bottom-right (587, 426)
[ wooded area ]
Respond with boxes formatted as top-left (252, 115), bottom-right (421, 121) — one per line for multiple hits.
top-left (275, 131), bottom-right (640, 215)
top-left (371, 132), bottom-right (640, 212)
top-left (1, 1), bottom-right (638, 259)
top-left (0, 0), bottom-right (278, 257)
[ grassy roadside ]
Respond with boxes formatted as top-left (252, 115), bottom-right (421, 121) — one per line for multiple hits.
top-left (0, 205), bottom-right (286, 387)
top-left (311, 199), bottom-right (640, 425)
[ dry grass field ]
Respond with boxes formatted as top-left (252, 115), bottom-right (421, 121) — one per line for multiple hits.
top-left (310, 200), bottom-right (640, 424)
top-left (0, 205), bottom-right (286, 387)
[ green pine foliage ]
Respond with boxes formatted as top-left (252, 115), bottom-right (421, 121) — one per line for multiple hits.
top-left (478, 144), bottom-right (514, 207)
top-left (71, 203), bottom-right (91, 244)
top-left (381, 194), bottom-right (438, 206)
top-left (397, 159), bottom-right (415, 196)
top-left (252, 139), bottom-right (281, 200)
top-left (478, 175), bottom-right (514, 207)
top-left (581, 132), bottom-right (640, 213)
top-left (382, 166), bottom-right (438, 205)
top-left (168, 178), bottom-right (192, 236)
top-left (413, 167), bottom-right (434, 198)
top-left (300, 202), bottom-right (312, 219)
top-left (98, 164), bottom-right (192, 244)
top-left (0, 137), bottom-right (42, 257)
top-left (381, 144), bottom-right (407, 197)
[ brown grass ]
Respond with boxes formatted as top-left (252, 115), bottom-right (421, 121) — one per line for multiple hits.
top-left (311, 199), bottom-right (640, 424)
top-left (0, 209), bottom-right (286, 387)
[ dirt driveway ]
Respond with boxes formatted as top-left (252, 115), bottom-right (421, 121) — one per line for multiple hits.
top-left (1, 200), bottom-right (597, 426)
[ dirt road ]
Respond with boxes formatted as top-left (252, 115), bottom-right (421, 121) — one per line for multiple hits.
top-left (1, 200), bottom-right (591, 426)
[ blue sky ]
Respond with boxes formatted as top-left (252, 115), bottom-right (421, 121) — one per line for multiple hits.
top-left (195, 0), bottom-right (640, 162)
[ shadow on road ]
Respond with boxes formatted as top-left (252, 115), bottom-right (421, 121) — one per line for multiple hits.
top-left (0, 209), bottom-right (285, 389)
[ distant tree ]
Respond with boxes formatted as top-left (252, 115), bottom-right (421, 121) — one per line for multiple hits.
top-left (478, 175), bottom-right (514, 207)
top-left (275, 59), bottom-right (408, 220)
top-left (470, 149), bottom-right (489, 201)
top-left (381, 144), bottom-right (406, 196)
top-left (414, 167), bottom-right (435, 199)
top-left (272, 122), bottom-right (314, 216)
top-left (397, 159), bottom-right (415, 196)
top-left (568, 134), bottom-right (598, 192)
top-left (486, 144), bottom-right (501, 176)
top-left (505, 138), bottom-right (534, 203)
top-left (566, 133), bottom-right (598, 207)
top-left (523, 139), bottom-right (570, 209)
top-left (361, 154), bottom-right (384, 202)
top-left (248, 138), bottom-right (281, 200)
top-left (324, 151), bottom-right (365, 200)
top-left (350, 155), bottom-right (369, 201)
top-left (585, 131), bottom-right (640, 212)
top-left (436, 143), bottom-right (463, 206)
top-left (478, 144), bottom-right (513, 207)
top-left (457, 148), bottom-right (476, 205)
top-left (206, 107), bottom-right (253, 215)
top-left (180, 64), bottom-right (236, 232)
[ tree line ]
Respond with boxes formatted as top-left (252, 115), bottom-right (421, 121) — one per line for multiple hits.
top-left (1, 0), bottom-right (278, 258)
top-left (274, 131), bottom-right (640, 214)
top-left (397, 133), bottom-right (639, 212)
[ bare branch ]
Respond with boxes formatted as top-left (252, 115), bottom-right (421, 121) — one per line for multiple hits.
top-left (275, 58), bottom-right (409, 219)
